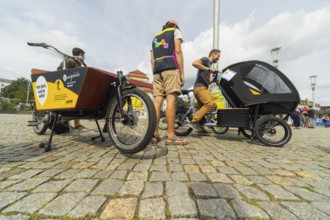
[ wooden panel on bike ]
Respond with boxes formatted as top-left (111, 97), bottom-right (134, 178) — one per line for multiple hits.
top-left (31, 67), bottom-right (116, 111)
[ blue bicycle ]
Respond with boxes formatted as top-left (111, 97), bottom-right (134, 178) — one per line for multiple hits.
top-left (172, 88), bottom-right (229, 136)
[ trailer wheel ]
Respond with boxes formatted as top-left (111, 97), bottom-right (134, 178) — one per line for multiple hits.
top-left (254, 116), bottom-right (291, 147)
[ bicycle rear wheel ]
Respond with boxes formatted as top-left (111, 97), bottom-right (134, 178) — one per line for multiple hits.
top-left (158, 111), bottom-right (167, 130)
top-left (106, 88), bottom-right (156, 153)
top-left (174, 109), bottom-right (193, 136)
top-left (209, 116), bottom-right (228, 134)
top-left (211, 125), bottom-right (228, 134)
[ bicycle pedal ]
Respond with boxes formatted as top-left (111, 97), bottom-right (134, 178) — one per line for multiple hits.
top-left (27, 121), bottom-right (38, 126)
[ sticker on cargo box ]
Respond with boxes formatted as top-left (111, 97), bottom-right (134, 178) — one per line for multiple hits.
top-left (222, 69), bottom-right (237, 81)
top-left (35, 76), bottom-right (48, 106)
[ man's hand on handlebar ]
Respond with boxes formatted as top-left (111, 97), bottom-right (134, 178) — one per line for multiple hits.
top-left (208, 68), bottom-right (217, 74)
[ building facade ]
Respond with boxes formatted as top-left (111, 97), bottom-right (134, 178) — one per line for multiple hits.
top-left (0, 78), bottom-right (14, 93)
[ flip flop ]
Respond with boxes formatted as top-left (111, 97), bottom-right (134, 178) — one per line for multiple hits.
top-left (165, 136), bottom-right (188, 145)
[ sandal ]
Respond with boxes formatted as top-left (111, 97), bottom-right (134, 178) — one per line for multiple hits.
top-left (151, 135), bottom-right (162, 145)
top-left (165, 136), bottom-right (188, 145)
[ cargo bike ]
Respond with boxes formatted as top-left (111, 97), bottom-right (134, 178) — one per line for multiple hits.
top-left (171, 60), bottom-right (300, 147)
top-left (27, 43), bottom-right (156, 153)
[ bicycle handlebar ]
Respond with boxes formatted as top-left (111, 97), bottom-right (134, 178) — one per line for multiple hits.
top-left (27, 42), bottom-right (86, 67)
top-left (27, 42), bottom-right (49, 47)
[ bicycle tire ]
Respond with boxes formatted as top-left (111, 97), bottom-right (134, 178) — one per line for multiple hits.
top-left (211, 126), bottom-right (229, 134)
top-left (106, 88), bottom-right (156, 154)
top-left (174, 109), bottom-right (193, 136)
top-left (158, 111), bottom-right (167, 130)
top-left (239, 127), bottom-right (253, 139)
top-left (32, 109), bottom-right (48, 135)
top-left (254, 116), bottom-right (292, 147)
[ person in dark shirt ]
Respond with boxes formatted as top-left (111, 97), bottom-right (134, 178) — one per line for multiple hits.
top-left (190, 49), bottom-right (221, 132)
top-left (307, 105), bottom-right (316, 128)
top-left (290, 109), bottom-right (302, 128)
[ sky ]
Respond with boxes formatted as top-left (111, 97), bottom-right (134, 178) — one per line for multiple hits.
top-left (1, 0), bottom-right (330, 105)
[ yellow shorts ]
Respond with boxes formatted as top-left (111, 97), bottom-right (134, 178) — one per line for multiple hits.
top-left (153, 69), bottom-right (181, 97)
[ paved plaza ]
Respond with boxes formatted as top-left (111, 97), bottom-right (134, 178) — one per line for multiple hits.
top-left (0, 113), bottom-right (329, 219)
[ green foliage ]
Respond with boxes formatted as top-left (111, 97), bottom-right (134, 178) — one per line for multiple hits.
top-left (0, 99), bottom-right (16, 111)
top-left (0, 77), bottom-right (33, 102)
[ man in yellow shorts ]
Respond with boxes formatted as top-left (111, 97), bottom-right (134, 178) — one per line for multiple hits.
top-left (151, 20), bottom-right (188, 145)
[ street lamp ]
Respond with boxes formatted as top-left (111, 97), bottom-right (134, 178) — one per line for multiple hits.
top-left (26, 81), bottom-right (31, 106)
top-left (270, 47), bottom-right (281, 69)
top-left (309, 75), bottom-right (317, 108)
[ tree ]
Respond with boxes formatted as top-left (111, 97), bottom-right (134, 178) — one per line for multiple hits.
top-left (0, 77), bottom-right (33, 103)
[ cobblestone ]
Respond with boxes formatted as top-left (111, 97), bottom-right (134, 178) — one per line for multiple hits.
top-left (33, 179), bottom-right (71, 192)
top-left (1, 114), bottom-right (330, 219)
top-left (197, 198), bottom-right (236, 219)
top-left (232, 199), bottom-right (270, 219)
top-left (100, 197), bottom-right (137, 219)
top-left (39, 192), bottom-right (86, 216)
top-left (64, 178), bottom-right (98, 192)
top-left (91, 179), bottom-right (123, 196)
top-left (0, 192), bottom-right (27, 210)
top-left (139, 198), bottom-right (166, 219)
top-left (191, 182), bottom-right (218, 198)
top-left (118, 180), bottom-right (144, 196)
top-left (281, 202), bottom-right (330, 219)
top-left (68, 195), bottom-right (106, 218)
top-left (234, 184), bottom-right (270, 200)
top-left (168, 195), bottom-right (197, 217)
top-left (4, 193), bottom-right (56, 213)
top-left (258, 201), bottom-right (298, 219)
top-left (259, 184), bottom-right (299, 200)
top-left (142, 182), bottom-right (163, 198)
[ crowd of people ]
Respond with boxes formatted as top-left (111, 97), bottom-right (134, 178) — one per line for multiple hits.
top-left (290, 105), bottom-right (329, 128)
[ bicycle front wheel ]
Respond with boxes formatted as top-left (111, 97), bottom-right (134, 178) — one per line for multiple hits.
top-left (106, 88), bottom-right (156, 154)
top-left (32, 109), bottom-right (49, 135)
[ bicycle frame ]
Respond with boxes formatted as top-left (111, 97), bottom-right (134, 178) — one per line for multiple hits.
top-left (177, 90), bottom-right (218, 127)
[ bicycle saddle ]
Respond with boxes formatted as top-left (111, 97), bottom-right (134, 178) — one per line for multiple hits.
top-left (181, 89), bottom-right (193, 96)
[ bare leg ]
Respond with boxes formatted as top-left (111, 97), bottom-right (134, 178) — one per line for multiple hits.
top-left (166, 93), bottom-right (177, 138)
top-left (74, 119), bottom-right (80, 127)
top-left (154, 96), bottom-right (164, 137)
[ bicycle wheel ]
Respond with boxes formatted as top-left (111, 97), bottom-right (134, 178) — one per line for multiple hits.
top-left (239, 127), bottom-right (253, 139)
top-left (158, 111), bottom-right (167, 130)
top-left (254, 116), bottom-right (292, 147)
top-left (211, 126), bottom-right (228, 134)
top-left (106, 88), bottom-right (156, 154)
top-left (32, 109), bottom-right (49, 135)
top-left (174, 109), bottom-right (193, 136)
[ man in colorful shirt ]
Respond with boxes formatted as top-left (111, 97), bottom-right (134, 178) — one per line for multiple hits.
top-left (151, 20), bottom-right (187, 145)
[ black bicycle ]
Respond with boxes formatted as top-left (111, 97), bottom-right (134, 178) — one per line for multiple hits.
top-left (27, 42), bottom-right (156, 153)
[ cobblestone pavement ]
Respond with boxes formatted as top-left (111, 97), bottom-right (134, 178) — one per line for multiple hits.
top-left (0, 113), bottom-right (329, 220)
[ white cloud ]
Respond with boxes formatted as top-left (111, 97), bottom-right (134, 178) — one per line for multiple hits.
top-left (139, 6), bottom-right (330, 105)
top-left (1, 1), bottom-right (329, 106)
